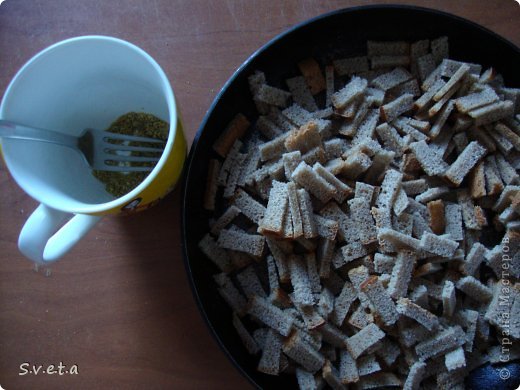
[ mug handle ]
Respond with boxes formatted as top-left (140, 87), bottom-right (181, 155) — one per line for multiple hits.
top-left (18, 204), bottom-right (103, 263)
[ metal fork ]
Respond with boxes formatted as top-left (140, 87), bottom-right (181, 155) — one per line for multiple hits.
top-left (0, 119), bottom-right (165, 172)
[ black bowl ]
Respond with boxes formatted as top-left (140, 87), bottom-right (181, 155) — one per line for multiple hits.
top-left (182, 5), bottom-right (520, 389)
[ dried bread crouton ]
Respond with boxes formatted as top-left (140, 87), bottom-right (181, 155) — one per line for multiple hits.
top-left (495, 122), bottom-right (520, 151)
top-left (258, 181), bottom-right (289, 235)
top-left (468, 160), bottom-right (487, 198)
top-left (488, 135), bottom-right (513, 163)
top-left (265, 237), bottom-right (290, 283)
top-left (292, 161), bottom-right (337, 203)
top-left (319, 322), bottom-right (349, 349)
top-left (493, 185), bottom-right (520, 212)
top-left (444, 203), bottom-right (464, 241)
top-left (237, 265), bottom-right (267, 299)
top-left (429, 100), bottom-right (454, 138)
top-left (325, 65), bottom-right (335, 107)
top-left (282, 150), bottom-right (303, 179)
top-left (255, 115), bottom-right (283, 139)
top-left (218, 228), bottom-right (265, 258)
top-left (484, 155), bottom-right (505, 196)
top-left (442, 280), bottom-right (457, 317)
top-left (461, 242), bottom-right (487, 276)
top-left (456, 189), bottom-right (484, 230)
top-left (360, 275), bottom-right (399, 326)
top-left (313, 163), bottom-right (353, 203)
top-left (431, 36), bottom-right (449, 63)
top-left (210, 205), bottom-right (241, 236)
top-left (455, 87), bottom-right (499, 113)
top-left (371, 55), bottom-right (410, 69)
top-left (286, 77), bottom-right (318, 112)
top-left (200, 35), bottom-right (520, 388)
top-left (339, 350), bottom-right (359, 384)
top-left (419, 232), bottom-right (459, 258)
top-left (232, 189), bottom-right (266, 224)
top-left (214, 273), bottom-right (247, 316)
top-left (297, 188), bottom-right (318, 238)
top-left (322, 359), bottom-right (345, 389)
top-left (376, 169), bottom-right (403, 210)
top-left (248, 295), bottom-right (294, 336)
top-left (348, 197), bottom-right (377, 245)
top-left (495, 153), bottom-right (519, 184)
top-left (456, 276), bottom-right (493, 303)
top-left (409, 140), bottom-right (448, 176)
top-left (213, 113), bottom-right (250, 157)
top-left (255, 84), bottom-right (291, 107)
top-left (259, 133), bottom-right (287, 162)
top-left (257, 329), bottom-right (284, 375)
top-left (387, 250), bottom-right (416, 299)
top-left (433, 64), bottom-right (470, 101)
top-left (342, 152), bottom-right (372, 179)
top-left (391, 78), bottom-right (421, 97)
top-left (376, 123), bottom-right (408, 156)
top-left (282, 330), bottom-right (325, 372)
top-left (288, 255), bottom-right (315, 306)
top-left (345, 323), bottom-right (386, 359)
top-left (368, 40), bottom-right (410, 57)
top-left (415, 186), bottom-right (450, 204)
top-left (415, 326), bottom-right (466, 360)
top-left (371, 67), bottom-right (413, 91)
top-left (427, 199), bottom-right (445, 234)
top-left (403, 361), bottom-right (427, 390)
top-left (357, 354), bottom-right (381, 376)
top-left (380, 93), bottom-right (414, 122)
top-left (335, 243), bottom-right (367, 268)
top-left (468, 100), bottom-right (515, 126)
top-left (353, 109), bottom-right (380, 145)
top-left (377, 228), bottom-right (421, 252)
top-left (416, 53), bottom-right (437, 82)
top-left (204, 159), bottom-right (221, 211)
top-left (295, 368), bottom-right (318, 390)
top-left (298, 58), bottom-right (326, 95)
top-left (357, 372), bottom-right (402, 389)
top-left (348, 304), bottom-right (374, 330)
top-left (396, 297), bottom-right (439, 331)
top-left (330, 281), bottom-right (357, 327)
top-left (199, 234), bottom-right (233, 273)
top-left (444, 347), bottom-right (466, 372)
top-left (334, 56), bottom-right (369, 76)
top-left (286, 182), bottom-right (304, 239)
top-left (232, 313), bottom-right (260, 355)
top-left (402, 179), bottom-right (428, 196)
top-left (331, 76), bottom-right (368, 109)
top-left (285, 121), bottom-right (322, 154)
top-left (314, 214), bottom-right (339, 241)
top-left (414, 78), bottom-right (445, 111)
top-left (444, 141), bottom-right (487, 186)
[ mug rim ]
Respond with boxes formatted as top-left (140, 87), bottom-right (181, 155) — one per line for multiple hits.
top-left (0, 35), bottom-right (178, 215)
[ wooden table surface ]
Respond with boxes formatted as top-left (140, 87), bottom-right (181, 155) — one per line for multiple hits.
top-left (0, 1), bottom-right (519, 389)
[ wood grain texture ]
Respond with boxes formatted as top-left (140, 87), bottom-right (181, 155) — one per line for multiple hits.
top-left (0, 0), bottom-right (518, 389)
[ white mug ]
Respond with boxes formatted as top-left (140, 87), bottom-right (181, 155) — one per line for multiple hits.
top-left (0, 36), bottom-right (186, 263)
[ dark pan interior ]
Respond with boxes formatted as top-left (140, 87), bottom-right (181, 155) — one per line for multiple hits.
top-left (182, 5), bottom-right (520, 389)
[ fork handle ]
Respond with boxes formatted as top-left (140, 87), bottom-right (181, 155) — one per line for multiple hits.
top-left (0, 119), bottom-right (78, 149)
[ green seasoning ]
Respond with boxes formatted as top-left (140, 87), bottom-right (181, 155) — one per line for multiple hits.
top-left (93, 112), bottom-right (169, 198)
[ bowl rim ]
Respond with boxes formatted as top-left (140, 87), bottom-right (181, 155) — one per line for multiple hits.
top-left (181, 4), bottom-right (520, 388)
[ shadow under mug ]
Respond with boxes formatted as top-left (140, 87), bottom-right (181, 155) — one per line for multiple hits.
top-left (0, 35), bottom-right (186, 263)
